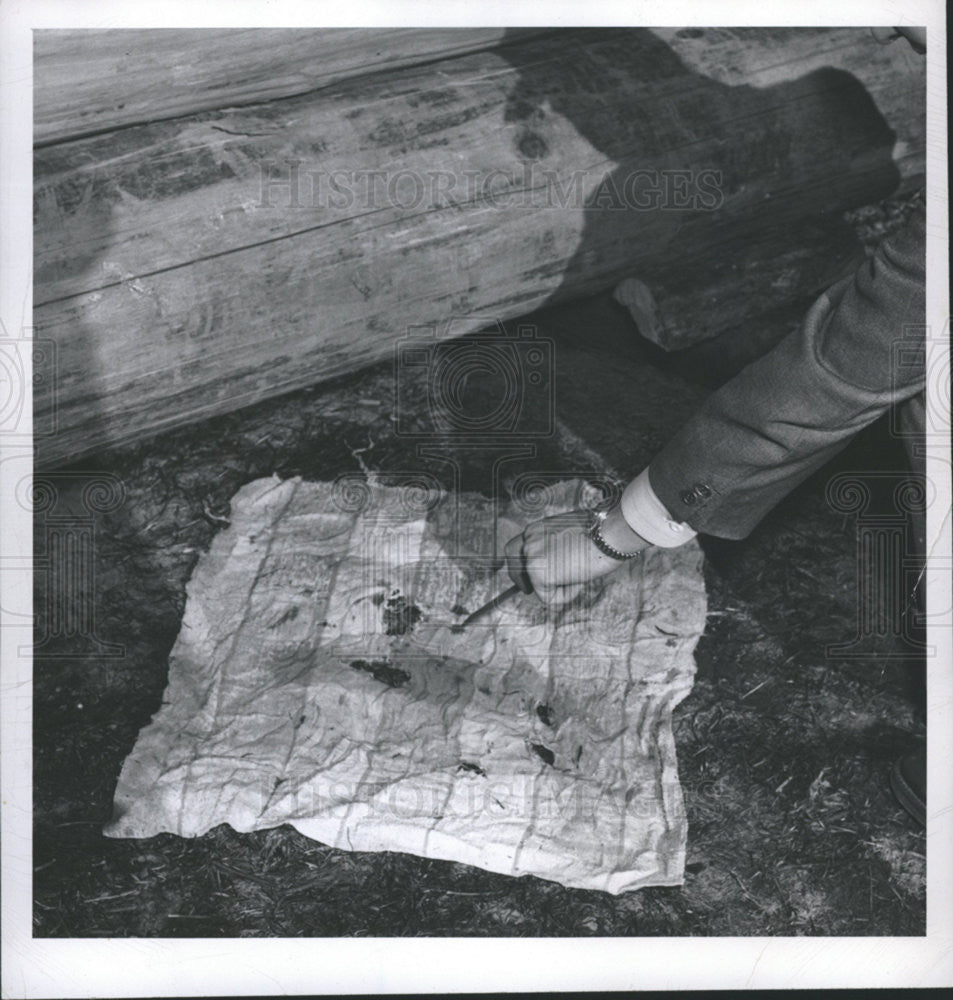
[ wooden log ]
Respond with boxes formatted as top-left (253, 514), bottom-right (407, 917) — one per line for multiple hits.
top-left (33, 27), bottom-right (546, 145)
top-left (652, 27), bottom-right (926, 189)
top-left (613, 215), bottom-right (867, 351)
top-left (33, 28), bottom-right (925, 468)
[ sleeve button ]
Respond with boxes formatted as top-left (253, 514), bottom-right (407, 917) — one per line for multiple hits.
top-left (694, 483), bottom-right (712, 499)
top-left (680, 490), bottom-right (697, 506)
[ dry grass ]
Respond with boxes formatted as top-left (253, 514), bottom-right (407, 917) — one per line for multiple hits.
top-left (33, 194), bottom-right (926, 937)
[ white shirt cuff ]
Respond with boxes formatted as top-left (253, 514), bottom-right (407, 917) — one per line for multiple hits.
top-left (620, 468), bottom-right (697, 548)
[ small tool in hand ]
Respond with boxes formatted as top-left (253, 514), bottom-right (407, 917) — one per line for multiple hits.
top-left (451, 573), bottom-right (532, 632)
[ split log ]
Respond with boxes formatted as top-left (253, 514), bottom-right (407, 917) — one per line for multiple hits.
top-left (33, 28), bottom-right (925, 468)
top-left (33, 28), bottom-right (546, 145)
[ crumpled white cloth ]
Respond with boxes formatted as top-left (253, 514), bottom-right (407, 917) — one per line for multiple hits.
top-left (106, 475), bottom-right (706, 893)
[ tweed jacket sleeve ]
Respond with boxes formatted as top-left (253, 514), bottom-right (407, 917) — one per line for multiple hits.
top-left (646, 204), bottom-right (926, 539)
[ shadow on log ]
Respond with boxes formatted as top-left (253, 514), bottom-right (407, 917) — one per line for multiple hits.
top-left (494, 29), bottom-right (907, 333)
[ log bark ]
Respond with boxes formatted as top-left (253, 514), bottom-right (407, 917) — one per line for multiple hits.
top-left (33, 28), bottom-right (546, 145)
top-left (33, 27), bottom-right (925, 468)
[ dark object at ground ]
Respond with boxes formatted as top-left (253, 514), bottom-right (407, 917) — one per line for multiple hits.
top-left (890, 747), bottom-right (926, 827)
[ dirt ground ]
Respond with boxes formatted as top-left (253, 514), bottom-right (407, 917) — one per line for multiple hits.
top-left (32, 197), bottom-right (927, 937)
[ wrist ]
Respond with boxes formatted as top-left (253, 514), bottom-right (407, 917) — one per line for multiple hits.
top-left (619, 468), bottom-right (697, 548)
top-left (597, 505), bottom-right (649, 554)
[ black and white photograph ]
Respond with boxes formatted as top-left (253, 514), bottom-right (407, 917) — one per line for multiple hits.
top-left (1, 0), bottom-right (950, 994)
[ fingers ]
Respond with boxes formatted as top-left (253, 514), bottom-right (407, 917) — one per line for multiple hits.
top-left (503, 533), bottom-right (533, 593)
top-left (870, 26), bottom-right (926, 52)
top-left (534, 579), bottom-right (585, 607)
top-left (871, 27), bottom-right (901, 44)
top-left (505, 527), bottom-right (568, 599)
top-left (895, 27), bottom-right (926, 52)
top-left (504, 510), bottom-right (626, 603)
top-left (506, 523), bottom-right (557, 595)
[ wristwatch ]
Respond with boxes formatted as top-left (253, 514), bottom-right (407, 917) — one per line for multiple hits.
top-left (586, 508), bottom-right (643, 561)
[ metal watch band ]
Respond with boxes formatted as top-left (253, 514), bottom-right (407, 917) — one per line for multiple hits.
top-left (587, 508), bottom-right (643, 561)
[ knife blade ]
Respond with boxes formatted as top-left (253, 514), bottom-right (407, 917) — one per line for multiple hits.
top-left (451, 583), bottom-right (523, 631)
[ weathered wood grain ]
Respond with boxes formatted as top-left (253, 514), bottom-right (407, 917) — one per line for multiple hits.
top-left (653, 26), bottom-right (926, 187)
top-left (33, 27), bottom-right (546, 145)
top-left (33, 28), bottom-right (925, 468)
top-left (614, 216), bottom-right (867, 351)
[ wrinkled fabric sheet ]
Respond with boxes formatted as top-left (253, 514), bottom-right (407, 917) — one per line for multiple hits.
top-left (106, 476), bottom-right (706, 892)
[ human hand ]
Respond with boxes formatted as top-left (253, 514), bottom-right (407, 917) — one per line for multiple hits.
top-left (503, 507), bottom-right (648, 604)
top-left (871, 27), bottom-right (926, 53)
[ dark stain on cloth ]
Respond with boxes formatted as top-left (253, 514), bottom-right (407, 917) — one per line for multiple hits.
top-left (382, 593), bottom-right (422, 635)
top-left (530, 743), bottom-right (555, 766)
top-left (267, 606), bottom-right (299, 628)
top-left (536, 704), bottom-right (555, 727)
top-left (349, 658), bottom-right (411, 688)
